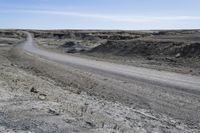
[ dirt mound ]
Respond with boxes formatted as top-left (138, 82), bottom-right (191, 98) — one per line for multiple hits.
top-left (90, 40), bottom-right (200, 59)
top-left (176, 43), bottom-right (200, 58)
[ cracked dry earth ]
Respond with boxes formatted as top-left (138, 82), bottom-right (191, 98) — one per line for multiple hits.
top-left (0, 47), bottom-right (199, 133)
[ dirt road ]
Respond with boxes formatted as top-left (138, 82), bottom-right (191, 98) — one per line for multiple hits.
top-left (22, 32), bottom-right (200, 123)
top-left (24, 32), bottom-right (200, 95)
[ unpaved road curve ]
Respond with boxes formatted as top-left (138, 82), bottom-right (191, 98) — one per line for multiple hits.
top-left (20, 32), bottom-right (200, 126)
top-left (23, 32), bottom-right (200, 95)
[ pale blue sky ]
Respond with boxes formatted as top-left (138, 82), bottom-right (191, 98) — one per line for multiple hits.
top-left (0, 0), bottom-right (200, 30)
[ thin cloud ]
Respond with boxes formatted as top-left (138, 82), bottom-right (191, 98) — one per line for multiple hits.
top-left (1, 9), bottom-right (200, 23)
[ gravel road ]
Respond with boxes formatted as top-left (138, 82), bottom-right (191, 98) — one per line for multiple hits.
top-left (22, 32), bottom-right (200, 125)
top-left (24, 32), bottom-right (200, 95)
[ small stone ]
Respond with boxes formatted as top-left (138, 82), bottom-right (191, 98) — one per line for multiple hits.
top-left (85, 121), bottom-right (95, 128)
top-left (30, 87), bottom-right (38, 93)
top-left (175, 53), bottom-right (181, 58)
top-left (11, 63), bottom-right (17, 67)
top-left (48, 109), bottom-right (60, 116)
top-left (38, 94), bottom-right (46, 100)
top-left (166, 57), bottom-right (176, 62)
top-left (125, 116), bottom-right (131, 120)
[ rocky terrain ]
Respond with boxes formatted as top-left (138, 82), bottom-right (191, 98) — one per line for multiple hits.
top-left (32, 30), bottom-right (200, 75)
top-left (0, 30), bottom-right (199, 132)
